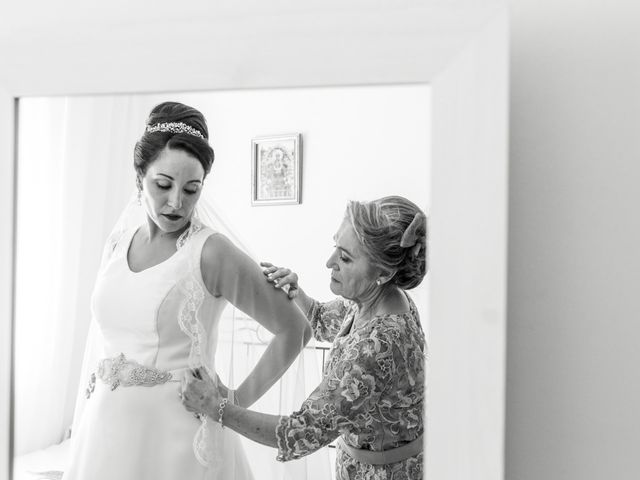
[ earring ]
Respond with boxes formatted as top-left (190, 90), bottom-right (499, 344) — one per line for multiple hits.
top-left (135, 176), bottom-right (143, 205)
top-left (376, 279), bottom-right (382, 286)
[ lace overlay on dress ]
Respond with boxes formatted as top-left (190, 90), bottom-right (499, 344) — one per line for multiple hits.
top-left (177, 218), bottom-right (203, 250)
top-left (177, 276), bottom-right (207, 370)
top-left (177, 273), bottom-right (223, 470)
top-left (175, 217), bottom-right (210, 374)
top-left (308, 297), bottom-right (352, 343)
top-left (175, 218), bottom-right (225, 473)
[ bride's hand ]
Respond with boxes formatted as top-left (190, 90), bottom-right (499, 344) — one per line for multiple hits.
top-left (180, 367), bottom-right (220, 418)
top-left (260, 261), bottom-right (299, 299)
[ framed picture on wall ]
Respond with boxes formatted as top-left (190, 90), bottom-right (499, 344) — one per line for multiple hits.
top-left (251, 133), bottom-right (302, 206)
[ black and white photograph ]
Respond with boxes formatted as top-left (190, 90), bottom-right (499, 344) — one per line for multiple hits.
top-left (1, 2), bottom-right (639, 480)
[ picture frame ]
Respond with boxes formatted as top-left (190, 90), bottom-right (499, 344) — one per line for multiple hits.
top-left (251, 133), bottom-right (302, 206)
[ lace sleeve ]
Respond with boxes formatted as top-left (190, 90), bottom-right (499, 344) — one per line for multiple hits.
top-left (275, 328), bottom-right (395, 462)
top-left (307, 298), bottom-right (351, 343)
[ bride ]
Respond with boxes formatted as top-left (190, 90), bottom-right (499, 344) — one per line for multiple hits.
top-left (62, 101), bottom-right (311, 480)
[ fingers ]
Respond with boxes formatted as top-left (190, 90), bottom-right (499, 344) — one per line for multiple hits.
top-left (181, 372), bottom-right (199, 396)
top-left (179, 382), bottom-right (188, 407)
top-left (180, 375), bottom-right (192, 402)
top-left (263, 267), bottom-right (286, 281)
top-left (261, 262), bottom-right (279, 279)
top-left (261, 263), bottom-right (291, 281)
top-left (192, 367), bottom-right (211, 383)
top-left (261, 263), bottom-right (301, 291)
top-left (268, 267), bottom-right (291, 281)
top-left (180, 373), bottom-right (209, 416)
top-left (267, 270), bottom-right (297, 288)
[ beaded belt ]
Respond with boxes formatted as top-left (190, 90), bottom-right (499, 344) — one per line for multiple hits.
top-left (85, 353), bottom-right (182, 398)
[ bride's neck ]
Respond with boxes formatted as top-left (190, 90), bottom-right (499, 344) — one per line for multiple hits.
top-left (144, 217), bottom-right (189, 244)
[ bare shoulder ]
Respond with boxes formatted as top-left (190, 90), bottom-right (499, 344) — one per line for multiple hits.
top-left (200, 232), bottom-right (247, 296)
top-left (201, 232), bottom-right (236, 266)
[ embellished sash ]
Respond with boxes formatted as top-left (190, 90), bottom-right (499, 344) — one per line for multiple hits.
top-left (86, 353), bottom-right (182, 398)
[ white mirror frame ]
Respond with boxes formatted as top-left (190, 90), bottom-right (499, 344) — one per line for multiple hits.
top-left (0, 5), bottom-right (508, 479)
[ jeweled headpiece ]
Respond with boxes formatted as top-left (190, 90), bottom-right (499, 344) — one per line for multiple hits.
top-left (146, 122), bottom-right (205, 140)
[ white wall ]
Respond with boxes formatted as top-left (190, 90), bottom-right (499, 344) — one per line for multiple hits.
top-left (507, 2), bottom-right (640, 479)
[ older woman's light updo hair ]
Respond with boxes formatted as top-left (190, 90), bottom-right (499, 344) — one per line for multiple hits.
top-left (346, 196), bottom-right (427, 290)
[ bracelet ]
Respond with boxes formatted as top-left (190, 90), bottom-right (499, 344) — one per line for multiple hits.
top-left (218, 398), bottom-right (229, 427)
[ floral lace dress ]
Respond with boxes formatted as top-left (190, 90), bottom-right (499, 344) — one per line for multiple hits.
top-left (275, 295), bottom-right (425, 479)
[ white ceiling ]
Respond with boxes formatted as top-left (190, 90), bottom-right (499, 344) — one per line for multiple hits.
top-left (0, 0), bottom-right (505, 96)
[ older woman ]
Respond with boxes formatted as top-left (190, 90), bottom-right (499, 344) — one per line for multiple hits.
top-left (181, 196), bottom-right (427, 479)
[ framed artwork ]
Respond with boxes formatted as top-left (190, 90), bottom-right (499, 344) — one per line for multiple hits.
top-left (251, 133), bottom-right (302, 205)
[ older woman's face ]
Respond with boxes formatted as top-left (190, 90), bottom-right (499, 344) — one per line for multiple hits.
top-left (140, 147), bottom-right (205, 233)
top-left (326, 218), bottom-right (379, 302)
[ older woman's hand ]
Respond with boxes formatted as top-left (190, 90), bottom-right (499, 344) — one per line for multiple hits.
top-left (180, 367), bottom-right (220, 418)
top-left (260, 261), bottom-right (299, 299)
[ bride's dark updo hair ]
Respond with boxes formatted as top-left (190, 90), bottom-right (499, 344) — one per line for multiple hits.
top-left (346, 196), bottom-right (428, 290)
top-left (134, 102), bottom-right (215, 182)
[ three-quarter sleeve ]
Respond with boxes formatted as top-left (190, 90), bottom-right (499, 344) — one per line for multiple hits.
top-left (275, 327), bottom-right (396, 462)
top-left (307, 298), bottom-right (352, 343)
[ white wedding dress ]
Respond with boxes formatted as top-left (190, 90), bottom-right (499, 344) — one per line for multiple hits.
top-left (62, 222), bottom-right (253, 480)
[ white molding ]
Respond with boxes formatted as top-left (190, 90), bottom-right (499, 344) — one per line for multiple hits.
top-left (429, 11), bottom-right (509, 479)
top-left (0, 87), bottom-right (16, 480)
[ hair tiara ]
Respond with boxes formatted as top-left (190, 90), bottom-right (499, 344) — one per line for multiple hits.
top-left (146, 122), bottom-right (205, 140)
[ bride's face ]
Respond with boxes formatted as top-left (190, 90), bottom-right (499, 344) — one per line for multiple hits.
top-left (140, 146), bottom-right (205, 233)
